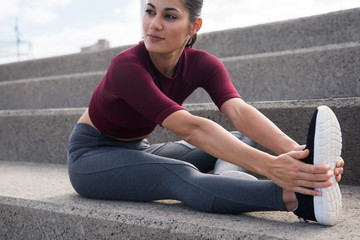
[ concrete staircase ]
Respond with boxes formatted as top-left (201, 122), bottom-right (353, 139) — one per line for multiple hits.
top-left (1, 8), bottom-right (359, 239)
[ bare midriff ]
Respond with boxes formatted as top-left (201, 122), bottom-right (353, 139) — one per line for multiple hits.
top-left (77, 109), bottom-right (149, 141)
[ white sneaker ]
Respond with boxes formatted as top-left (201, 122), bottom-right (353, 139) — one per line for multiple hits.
top-left (294, 106), bottom-right (342, 225)
top-left (219, 170), bottom-right (258, 181)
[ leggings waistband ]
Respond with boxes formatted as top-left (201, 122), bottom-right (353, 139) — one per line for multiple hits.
top-left (68, 123), bottom-right (150, 161)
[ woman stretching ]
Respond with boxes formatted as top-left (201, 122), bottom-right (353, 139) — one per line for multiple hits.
top-left (67, 0), bottom-right (344, 225)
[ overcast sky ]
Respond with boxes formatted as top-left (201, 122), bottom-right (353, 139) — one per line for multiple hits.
top-left (0, 0), bottom-right (359, 64)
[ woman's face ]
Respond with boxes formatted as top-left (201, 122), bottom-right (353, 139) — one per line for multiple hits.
top-left (143, 0), bottom-right (194, 55)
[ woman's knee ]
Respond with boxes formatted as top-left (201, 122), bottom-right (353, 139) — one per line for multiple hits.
top-left (230, 131), bottom-right (255, 147)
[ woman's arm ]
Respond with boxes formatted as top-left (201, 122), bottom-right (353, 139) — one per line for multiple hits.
top-left (221, 97), bottom-right (344, 183)
top-left (220, 98), bottom-right (299, 155)
top-left (162, 109), bottom-right (333, 196)
top-left (163, 109), bottom-right (275, 174)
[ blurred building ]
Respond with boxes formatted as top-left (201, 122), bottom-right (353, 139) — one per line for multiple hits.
top-left (81, 39), bottom-right (110, 53)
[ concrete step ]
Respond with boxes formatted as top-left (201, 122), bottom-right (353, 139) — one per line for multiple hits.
top-left (0, 98), bottom-right (358, 185)
top-left (0, 71), bottom-right (105, 110)
top-left (0, 8), bottom-right (359, 82)
top-left (196, 7), bottom-right (360, 58)
top-left (0, 45), bottom-right (131, 83)
top-left (1, 42), bottom-right (359, 110)
top-left (0, 160), bottom-right (359, 239)
top-left (187, 42), bottom-right (360, 103)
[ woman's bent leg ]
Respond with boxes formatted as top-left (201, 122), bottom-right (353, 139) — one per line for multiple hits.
top-left (143, 139), bottom-right (218, 173)
top-left (214, 131), bottom-right (255, 174)
top-left (145, 131), bottom-right (255, 174)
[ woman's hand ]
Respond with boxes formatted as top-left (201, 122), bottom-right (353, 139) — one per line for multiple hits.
top-left (265, 150), bottom-right (333, 196)
top-left (293, 145), bottom-right (344, 183)
top-left (334, 157), bottom-right (344, 182)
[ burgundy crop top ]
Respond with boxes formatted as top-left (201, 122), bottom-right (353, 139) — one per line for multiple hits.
top-left (88, 42), bottom-right (241, 138)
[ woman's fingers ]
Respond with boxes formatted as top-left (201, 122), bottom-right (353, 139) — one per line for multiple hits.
top-left (300, 170), bottom-right (333, 182)
top-left (287, 149), bottom-right (309, 160)
top-left (288, 146), bottom-right (344, 184)
top-left (292, 187), bottom-right (322, 196)
top-left (299, 162), bottom-right (331, 175)
top-left (292, 145), bottom-right (306, 152)
top-left (336, 174), bottom-right (342, 182)
top-left (270, 150), bottom-right (337, 196)
top-left (334, 167), bottom-right (344, 175)
top-left (296, 177), bottom-right (333, 189)
top-left (336, 157), bottom-right (345, 168)
top-left (268, 149), bottom-right (342, 197)
top-left (334, 157), bottom-right (344, 182)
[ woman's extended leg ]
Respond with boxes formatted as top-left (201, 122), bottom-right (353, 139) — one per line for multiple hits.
top-left (69, 147), bottom-right (285, 213)
top-left (68, 124), bottom-right (286, 214)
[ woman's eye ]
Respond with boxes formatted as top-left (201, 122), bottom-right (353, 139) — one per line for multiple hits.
top-left (165, 14), bottom-right (176, 20)
top-left (145, 9), bottom-right (155, 15)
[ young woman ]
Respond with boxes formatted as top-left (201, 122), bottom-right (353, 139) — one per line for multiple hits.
top-left (67, 0), bottom-right (344, 225)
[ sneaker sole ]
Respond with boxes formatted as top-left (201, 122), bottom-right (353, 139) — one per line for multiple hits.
top-left (313, 106), bottom-right (342, 225)
top-left (219, 171), bottom-right (258, 181)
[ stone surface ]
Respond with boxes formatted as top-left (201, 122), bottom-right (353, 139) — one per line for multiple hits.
top-left (196, 7), bottom-right (360, 58)
top-left (0, 98), bottom-right (359, 185)
top-left (0, 72), bottom-right (104, 110)
top-left (0, 45), bottom-right (132, 82)
top-left (0, 108), bottom-right (81, 164)
top-left (1, 43), bottom-right (359, 110)
top-left (187, 42), bottom-right (360, 103)
top-left (0, 161), bottom-right (359, 240)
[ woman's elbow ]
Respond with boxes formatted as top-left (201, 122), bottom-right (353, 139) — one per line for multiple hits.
top-left (162, 110), bottom-right (203, 142)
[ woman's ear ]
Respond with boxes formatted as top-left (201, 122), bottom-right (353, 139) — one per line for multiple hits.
top-left (190, 17), bottom-right (203, 36)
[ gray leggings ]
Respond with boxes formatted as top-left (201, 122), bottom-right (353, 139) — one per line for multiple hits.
top-left (67, 123), bottom-right (286, 213)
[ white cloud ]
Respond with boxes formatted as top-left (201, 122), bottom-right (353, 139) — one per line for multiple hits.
top-left (201, 0), bottom-right (360, 33)
top-left (26, 0), bottom-right (142, 60)
top-left (22, 7), bottom-right (58, 24)
top-left (30, 21), bottom-right (141, 59)
top-left (0, 0), bottom-right (20, 22)
top-left (115, 0), bottom-right (141, 20)
top-left (18, 0), bottom-right (72, 24)
top-left (23, 0), bottom-right (72, 8)
top-left (0, 0), bottom-right (72, 23)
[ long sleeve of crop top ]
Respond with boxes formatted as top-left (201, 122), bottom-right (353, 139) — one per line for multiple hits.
top-left (198, 53), bottom-right (241, 109)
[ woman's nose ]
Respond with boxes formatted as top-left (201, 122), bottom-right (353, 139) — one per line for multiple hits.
top-left (150, 15), bottom-right (163, 31)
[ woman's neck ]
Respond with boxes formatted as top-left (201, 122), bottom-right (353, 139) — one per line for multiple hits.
top-left (148, 47), bottom-right (185, 78)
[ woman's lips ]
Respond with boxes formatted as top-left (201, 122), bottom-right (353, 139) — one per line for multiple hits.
top-left (147, 34), bottom-right (165, 41)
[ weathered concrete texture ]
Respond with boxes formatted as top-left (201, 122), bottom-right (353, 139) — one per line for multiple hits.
top-left (0, 98), bottom-right (358, 185)
top-left (225, 43), bottom-right (360, 101)
top-left (0, 71), bottom-right (104, 110)
top-left (196, 8), bottom-right (360, 58)
top-left (1, 7), bottom-right (359, 82)
top-left (0, 45), bottom-right (132, 82)
top-left (1, 43), bottom-right (359, 110)
top-left (0, 108), bottom-right (81, 164)
top-left (187, 42), bottom-right (360, 103)
top-left (0, 161), bottom-right (359, 240)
